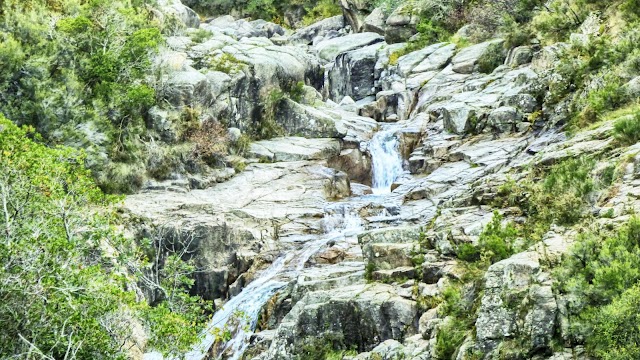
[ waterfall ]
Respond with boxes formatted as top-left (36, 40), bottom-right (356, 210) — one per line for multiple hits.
top-left (369, 129), bottom-right (404, 194)
top-left (145, 207), bottom-right (364, 360)
top-left (184, 256), bottom-right (290, 360)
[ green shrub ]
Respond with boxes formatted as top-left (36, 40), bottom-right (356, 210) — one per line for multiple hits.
top-left (0, 116), bottom-right (210, 358)
top-left (456, 243), bottom-right (480, 262)
top-left (585, 284), bottom-right (640, 360)
top-left (189, 29), bottom-right (214, 43)
top-left (556, 217), bottom-right (640, 358)
top-left (209, 53), bottom-right (245, 73)
top-left (477, 42), bottom-right (506, 73)
top-left (477, 212), bottom-right (519, 263)
top-left (613, 113), bottom-right (640, 146)
top-left (302, 0), bottom-right (342, 26)
top-left (434, 317), bottom-right (467, 360)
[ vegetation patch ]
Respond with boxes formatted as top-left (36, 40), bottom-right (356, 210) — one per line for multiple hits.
top-left (0, 116), bottom-right (212, 358)
top-left (555, 217), bottom-right (640, 359)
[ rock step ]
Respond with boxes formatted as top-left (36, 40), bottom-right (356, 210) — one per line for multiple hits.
top-left (371, 267), bottom-right (416, 283)
top-left (358, 226), bottom-right (423, 245)
top-left (362, 243), bottom-right (415, 270)
top-left (248, 137), bottom-right (341, 162)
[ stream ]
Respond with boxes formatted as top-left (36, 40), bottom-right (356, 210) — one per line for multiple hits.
top-left (145, 118), bottom-right (406, 360)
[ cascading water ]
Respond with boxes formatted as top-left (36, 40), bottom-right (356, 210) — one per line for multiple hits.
top-left (149, 206), bottom-right (364, 360)
top-left (369, 128), bottom-right (404, 194)
top-left (184, 256), bottom-right (290, 360)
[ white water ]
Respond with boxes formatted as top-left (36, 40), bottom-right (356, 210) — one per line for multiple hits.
top-left (184, 256), bottom-right (290, 360)
top-left (369, 129), bottom-right (404, 194)
top-left (144, 128), bottom-right (401, 360)
top-left (155, 206), bottom-right (364, 360)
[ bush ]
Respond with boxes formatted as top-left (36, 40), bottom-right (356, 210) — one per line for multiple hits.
top-left (613, 113), bottom-right (640, 146)
top-left (0, 116), bottom-right (210, 358)
top-left (478, 212), bottom-right (519, 263)
top-left (476, 42), bottom-right (506, 73)
top-left (585, 284), bottom-right (640, 360)
top-left (0, 0), bottom-right (164, 193)
top-left (190, 119), bottom-right (230, 166)
top-left (302, 0), bottom-right (342, 26)
top-left (434, 317), bottom-right (467, 360)
top-left (556, 217), bottom-right (640, 358)
top-left (209, 53), bottom-right (245, 73)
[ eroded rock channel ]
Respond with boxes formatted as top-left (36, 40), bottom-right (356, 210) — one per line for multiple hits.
top-left (126, 2), bottom-right (637, 359)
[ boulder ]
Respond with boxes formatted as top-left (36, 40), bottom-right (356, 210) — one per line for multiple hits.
top-left (316, 32), bottom-right (385, 62)
top-left (384, 4), bottom-right (419, 43)
top-left (358, 226), bottom-right (423, 245)
top-left (328, 148), bottom-right (372, 185)
top-left (290, 15), bottom-right (346, 45)
top-left (328, 43), bottom-right (385, 101)
top-left (451, 39), bottom-right (504, 74)
top-left (440, 103), bottom-right (480, 135)
top-left (341, 0), bottom-right (375, 32)
top-left (157, 0), bottom-right (200, 28)
top-left (475, 233), bottom-right (572, 355)
top-left (262, 284), bottom-right (419, 358)
top-left (362, 243), bottom-right (415, 270)
top-left (274, 99), bottom-right (346, 138)
top-left (488, 106), bottom-right (522, 133)
top-left (505, 46), bottom-right (534, 67)
top-left (363, 8), bottom-right (387, 35)
top-left (162, 67), bottom-right (211, 107)
top-left (412, 43), bottom-right (456, 73)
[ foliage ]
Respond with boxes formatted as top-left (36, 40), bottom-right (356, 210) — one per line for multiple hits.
top-left (189, 119), bottom-right (230, 166)
top-left (433, 280), bottom-right (482, 360)
top-left (556, 217), bottom-right (640, 358)
top-left (434, 317), bottom-right (467, 360)
top-left (586, 284), bottom-right (640, 359)
top-left (476, 42), bottom-right (506, 73)
top-left (613, 113), bottom-right (640, 146)
top-left (255, 88), bottom-right (286, 139)
top-left (302, 0), bottom-right (343, 26)
top-left (189, 28), bottom-right (214, 43)
top-left (458, 212), bottom-right (520, 264)
top-left (209, 53), bottom-right (246, 73)
top-left (0, 116), bottom-right (210, 358)
top-left (0, 0), bottom-right (165, 193)
top-left (494, 157), bottom-right (599, 245)
top-left (185, 0), bottom-right (341, 26)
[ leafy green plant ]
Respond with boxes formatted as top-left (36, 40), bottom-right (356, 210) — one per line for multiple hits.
top-left (556, 217), bottom-right (640, 359)
top-left (613, 113), bottom-right (640, 146)
top-left (0, 116), bottom-right (211, 358)
top-left (189, 28), bottom-right (214, 43)
top-left (302, 0), bottom-right (342, 26)
top-left (209, 53), bottom-right (245, 73)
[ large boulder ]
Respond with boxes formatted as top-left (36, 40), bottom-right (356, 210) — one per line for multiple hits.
top-left (341, 0), bottom-right (376, 32)
top-left (328, 148), bottom-right (372, 185)
top-left (156, 0), bottom-right (200, 28)
top-left (274, 99), bottom-right (347, 138)
top-left (451, 39), bottom-right (505, 74)
top-left (384, 4), bottom-right (419, 43)
top-left (488, 106), bottom-right (523, 133)
top-left (328, 43), bottom-right (385, 101)
top-left (262, 284), bottom-right (419, 359)
top-left (248, 137), bottom-right (341, 162)
top-left (162, 66), bottom-right (211, 107)
top-left (290, 15), bottom-right (346, 45)
top-left (475, 233), bottom-right (571, 355)
top-left (440, 102), bottom-right (481, 135)
top-left (316, 32), bottom-right (385, 62)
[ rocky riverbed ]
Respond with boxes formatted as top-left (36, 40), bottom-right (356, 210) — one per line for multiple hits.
top-left (126, 1), bottom-right (640, 359)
